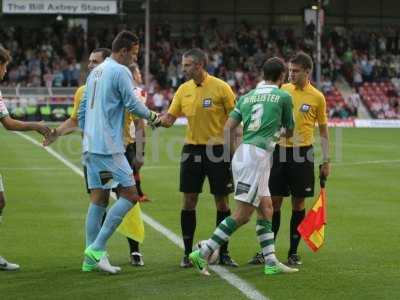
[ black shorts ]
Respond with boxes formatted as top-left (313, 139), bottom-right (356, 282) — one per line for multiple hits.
top-left (180, 144), bottom-right (232, 196)
top-left (269, 145), bottom-right (315, 198)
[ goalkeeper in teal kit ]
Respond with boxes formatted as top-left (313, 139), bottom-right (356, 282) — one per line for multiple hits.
top-left (78, 31), bottom-right (161, 274)
top-left (189, 57), bottom-right (299, 275)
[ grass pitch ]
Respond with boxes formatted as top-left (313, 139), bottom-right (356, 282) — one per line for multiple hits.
top-left (0, 127), bottom-right (399, 300)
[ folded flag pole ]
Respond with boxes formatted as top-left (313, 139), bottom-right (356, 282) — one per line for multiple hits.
top-left (297, 165), bottom-right (327, 252)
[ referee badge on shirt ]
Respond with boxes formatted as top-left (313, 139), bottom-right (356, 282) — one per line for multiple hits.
top-left (300, 103), bottom-right (311, 112)
top-left (202, 98), bottom-right (213, 108)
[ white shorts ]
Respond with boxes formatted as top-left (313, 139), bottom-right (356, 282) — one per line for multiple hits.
top-left (232, 144), bottom-right (272, 207)
top-left (0, 174), bottom-right (4, 192)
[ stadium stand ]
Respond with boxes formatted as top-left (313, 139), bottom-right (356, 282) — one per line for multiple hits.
top-left (0, 25), bottom-right (84, 88)
top-left (1, 19), bottom-right (400, 119)
top-left (358, 81), bottom-right (400, 119)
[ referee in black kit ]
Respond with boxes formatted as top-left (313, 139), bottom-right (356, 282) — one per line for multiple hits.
top-left (160, 48), bottom-right (239, 267)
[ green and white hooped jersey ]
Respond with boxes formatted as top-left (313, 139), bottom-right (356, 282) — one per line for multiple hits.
top-left (0, 91), bottom-right (9, 119)
top-left (230, 84), bottom-right (294, 151)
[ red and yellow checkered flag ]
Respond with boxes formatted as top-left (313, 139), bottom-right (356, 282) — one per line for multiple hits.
top-left (298, 171), bottom-right (327, 252)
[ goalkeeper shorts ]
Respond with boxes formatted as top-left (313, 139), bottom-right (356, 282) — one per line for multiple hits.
top-left (83, 152), bottom-right (134, 190)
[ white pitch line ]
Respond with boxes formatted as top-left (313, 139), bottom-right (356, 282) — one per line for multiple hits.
top-left (329, 142), bottom-right (399, 149)
top-left (141, 165), bottom-right (174, 170)
top-left (332, 159), bottom-right (400, 166)
top-left (15, 132), bottom-right (268, 300)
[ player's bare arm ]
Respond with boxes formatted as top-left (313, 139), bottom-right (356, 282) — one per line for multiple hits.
top-left (1, 116), bottom-right (50, 137)
top-left (43, 118), bottom-right (79, 146)
top-left (133, 118), bottom-right (145, 171)
top-left (234, 125), bottom-right (243, 148)
top-left (319, 124), bottom-right (330, 178)
top-left (56, 117), bottom-right (79, 136)
top-left (224, 117), bottom-right (241, 156)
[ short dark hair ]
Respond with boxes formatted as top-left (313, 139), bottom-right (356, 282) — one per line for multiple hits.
top-left (183, 48), bottom-right (208, 66)
top-left (93, 48), bottom-right (111, 59)
top-left (111, 30), bottom-right (139, 53)
top-left (289, 51), bottom-right (313, 71)
top-left (0, 46), bottom-right (11, 64)
top-left (263, 57), bottom-right (287, 82)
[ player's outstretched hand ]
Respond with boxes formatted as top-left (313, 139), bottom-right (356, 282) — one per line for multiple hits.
top-left (42, 128), bottom-right (59, 146)
top-left (35, 121), bottom-right (51, 138)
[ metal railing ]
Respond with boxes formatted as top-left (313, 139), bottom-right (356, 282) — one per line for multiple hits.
top-left (0, 86), bottom-right (77, 97)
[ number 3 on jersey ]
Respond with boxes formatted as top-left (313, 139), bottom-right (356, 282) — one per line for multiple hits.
top-left (248, 103), bottom-right (263, 131)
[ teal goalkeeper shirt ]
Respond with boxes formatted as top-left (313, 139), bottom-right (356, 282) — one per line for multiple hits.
top-left (79, 57), bottom-right (151, 155)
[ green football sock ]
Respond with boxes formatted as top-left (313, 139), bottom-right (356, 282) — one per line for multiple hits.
top-left (200, 216), bottom-right (238, 258)
top-left (256, 219), bottom-right (277, 265)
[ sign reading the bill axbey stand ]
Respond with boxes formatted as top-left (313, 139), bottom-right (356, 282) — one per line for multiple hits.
top-left (2, 0), bottom-right (118, 14)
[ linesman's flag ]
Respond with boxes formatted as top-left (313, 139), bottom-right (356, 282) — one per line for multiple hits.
top-left (117, 203), bottom-right (145, 243)
top-left (298, 171), bottom-right (327, 252)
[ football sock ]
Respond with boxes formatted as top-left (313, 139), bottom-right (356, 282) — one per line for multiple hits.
top-left (289, 209), bottom-right (306, 255)
top-left (181, 210), bottom-right (196, 255)
top-left (128, 238), bottom-right (140, 253)
top-left (91, 197), bottom-right (134, 251)
top-left (133, 172), bottom-right (144, 197)
top-left (201, 216), bottom-right (237, 258)
top-left (216, 210), bottom-right (231, 254)
top-left (85, 203), bottom-right (107, 247)
top-left (256, 219), bottom-right (277, 265)
top-left (272, 211), bottom-right (281, 240)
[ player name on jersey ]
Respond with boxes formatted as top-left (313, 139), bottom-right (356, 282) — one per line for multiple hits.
top-left (243, 93), bottom-right (281, 104)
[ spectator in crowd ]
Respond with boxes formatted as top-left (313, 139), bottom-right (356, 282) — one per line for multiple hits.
top-left (321, 75), bottom-right (334, 94)
top-left (347, 88), bottom-right (361, 117)
top-left (0, 24), bottom-right (84, 87)
top-left (152, 87), bottom-right (165, 113)
top-left (329, 103), bottom-right (350, 119)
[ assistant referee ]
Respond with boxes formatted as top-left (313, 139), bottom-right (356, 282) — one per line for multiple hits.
top-left (250, 52), bottom-right (331, 266)
top-left (277, 52), bottom-right (330, 266)
top-left (160, 48), bottom-right (238, 268)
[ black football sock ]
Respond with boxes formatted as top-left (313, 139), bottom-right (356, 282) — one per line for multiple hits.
top-left (217, 210), bottom-right (231, 255)
top-left (127, 238), bottom-right (140, 253)
top-left (289, 209), bottom-right (306, 255)
top-left (272, 211), bottom-right (281, 240)
top-left (181, 210), bottom-right (196, 256)
top-left (134, 172), bottom-right (144, 197)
